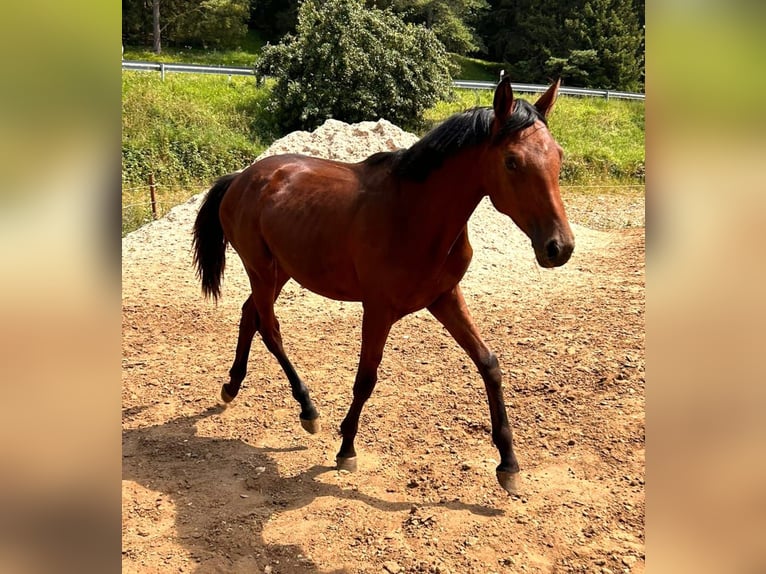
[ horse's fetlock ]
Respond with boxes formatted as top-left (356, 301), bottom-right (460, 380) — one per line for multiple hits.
top-left (229, 366), bottom-right (246, 382)
top-left (300, 403), bottom-right (318, 421)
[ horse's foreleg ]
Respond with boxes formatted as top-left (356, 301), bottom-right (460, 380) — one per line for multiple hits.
top-left (221, 295), bottom-right (260, 403)
top-left (336, 307), bottom-right (394, 471)
top-left (427, 285), bottom-right (520, 495)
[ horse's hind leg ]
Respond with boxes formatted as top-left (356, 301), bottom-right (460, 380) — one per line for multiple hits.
top-left (220, 271), bottom-right (286, 402)
top-left (250, 266), bottom-right (320, 434)
top-left (221, 295), bottom-right (260, 403)
top-left (220, 270), bottom-right (297, 399)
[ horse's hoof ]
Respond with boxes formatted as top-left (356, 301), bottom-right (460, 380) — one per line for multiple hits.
top-left (336, 456), bottom-right (358, 472)
top-left (496, 470), bottom-right (521, 495)
top-left (300, 416), bottom-right (320, 434)
top-left (220, 385), bottom-right (235, 404)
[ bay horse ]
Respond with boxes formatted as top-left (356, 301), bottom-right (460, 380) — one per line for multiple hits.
top-left (192, 76), bottom-right (574, 494)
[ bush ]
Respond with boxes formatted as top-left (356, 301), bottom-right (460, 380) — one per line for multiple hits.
top-left (255, 0), bottom-right (457, 132)
top-left (186, 0), bottom-right (249, 49)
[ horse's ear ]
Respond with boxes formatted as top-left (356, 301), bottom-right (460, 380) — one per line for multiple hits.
top-left (493, 70), bottom-right (514, 126)
top-left (535, 78), bottom-right (561, 118)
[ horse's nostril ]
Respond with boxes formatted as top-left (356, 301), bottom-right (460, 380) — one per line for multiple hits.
top-left (545, 240), bottom-right (560, 260)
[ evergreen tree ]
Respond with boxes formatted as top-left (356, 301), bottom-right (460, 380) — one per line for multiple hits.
top-left (248, 0), bottom-right (300, 41)
top-left (479, 0), bottom-right (642, 90)
top-left (122, 0), bottom-right (249, 49)
top-left (369, 0), bottom-right (490, 55)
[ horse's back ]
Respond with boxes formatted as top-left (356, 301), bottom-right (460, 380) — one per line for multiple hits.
top-left (221, 154), bottom-right (370, 300)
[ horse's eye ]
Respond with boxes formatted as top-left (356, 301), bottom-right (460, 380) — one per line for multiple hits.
top-left (505, 155), bottom-right (518, 171)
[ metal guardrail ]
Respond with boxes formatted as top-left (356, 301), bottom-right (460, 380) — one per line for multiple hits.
top-left (122, 60), bottom-right (256, 77)
top-left (122, 60), bottom-right (645, 101)
top-left (452, 79), bottom-right (644, 101)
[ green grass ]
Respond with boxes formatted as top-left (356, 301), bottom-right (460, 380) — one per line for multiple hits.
top-left (123, 30), bottom-right (265, 67)
top-left (552, 96), bottom-right (645, 185)
top-left (122, 74), bottom-right (643, 235)
top-left (121, 71), bottom-right (275, 235)
top-left (450, 54), bottom-right (502, 81)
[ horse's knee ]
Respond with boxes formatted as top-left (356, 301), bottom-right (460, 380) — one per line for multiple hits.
top-left (480, 352), bottom-right (499, 370)
top-left (478, 352), bottom-right (501, 381)
top-left (259, 326), bottom-right (284, 354)
top-left (352, 374), bottom-right (377, 402)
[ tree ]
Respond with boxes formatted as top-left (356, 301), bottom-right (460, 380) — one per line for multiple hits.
top-left (122, 0), bottom-right (248, 50)
top-left (186, 0), bottom-right (249, 48)
top-left (248, 0), bottom-right (300, 41)
top-left (369, 0), bottom-right (490, 55)
top-left (153, 0), bottom-right (161, 53)
top-left (550, 0), bottom-right (643, 90)
top-left (479, 0), bottom-right (643, 90)
top-left (122, 0), bottom-right (154, 47)
top-left (256, 0), bottom-right (457, 132)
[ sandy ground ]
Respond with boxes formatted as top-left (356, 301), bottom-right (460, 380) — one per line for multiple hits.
top-left (122, 119), bottom-right (644, 574)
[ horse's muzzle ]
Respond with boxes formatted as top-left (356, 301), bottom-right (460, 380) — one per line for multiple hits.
top-left (536, 237), bottom-right (574, 268)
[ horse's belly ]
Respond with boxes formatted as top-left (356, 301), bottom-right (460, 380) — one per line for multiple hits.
top-left (287, 269), bottom-right (363, 302)
top-left (272, 248), bottom-right (363, 302)
top-left (258, 200), bottom-right (364, 301)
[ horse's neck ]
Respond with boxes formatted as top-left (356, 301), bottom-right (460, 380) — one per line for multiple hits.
top-left (405, 149), bottom-right (486, 247)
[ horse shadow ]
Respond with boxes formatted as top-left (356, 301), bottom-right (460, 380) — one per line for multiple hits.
top-left (123, 404), bottom-right (502, 573)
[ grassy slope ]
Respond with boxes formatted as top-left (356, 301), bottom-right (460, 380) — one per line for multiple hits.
top-left (123, 31), bottom-right (266, 67)
top-left (121, 72), bottom-right (273, 234)
top-left (450, 54), bottom-right (502, 81)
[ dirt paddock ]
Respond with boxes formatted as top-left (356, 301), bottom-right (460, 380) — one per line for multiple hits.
top-left (122, 120), bottom-right (644, 574)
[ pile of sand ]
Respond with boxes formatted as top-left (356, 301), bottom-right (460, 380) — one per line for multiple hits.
top-left (253, 118), bottom-right (420, 163)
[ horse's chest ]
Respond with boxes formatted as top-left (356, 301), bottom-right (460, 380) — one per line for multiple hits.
top-left (386, 238), bottom-right (473, 313)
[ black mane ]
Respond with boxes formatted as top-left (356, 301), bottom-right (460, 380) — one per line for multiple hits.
top-left (364, 99), bottom-right (546, 181)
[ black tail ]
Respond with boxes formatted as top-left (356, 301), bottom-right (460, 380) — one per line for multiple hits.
top-left (192, 172), bottom-right (239, 301)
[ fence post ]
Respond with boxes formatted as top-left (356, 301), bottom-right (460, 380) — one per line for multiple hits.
top-left (160, 62), bottom-right (165, 81)
top-left (149, 174), bottom-right (158, 219)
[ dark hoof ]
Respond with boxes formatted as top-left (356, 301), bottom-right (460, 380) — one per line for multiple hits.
top-left (336, 456), bottom-right (358, 472)
top-left (220, 385), bottom-right (236, 404)
top-left (300, 416), bottom-right (320, 434)
top-left (497, 470), bottom-right (520, 495)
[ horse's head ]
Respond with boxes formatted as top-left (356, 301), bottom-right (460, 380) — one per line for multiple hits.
top-left (484, 76), bottom-right (575, 268)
